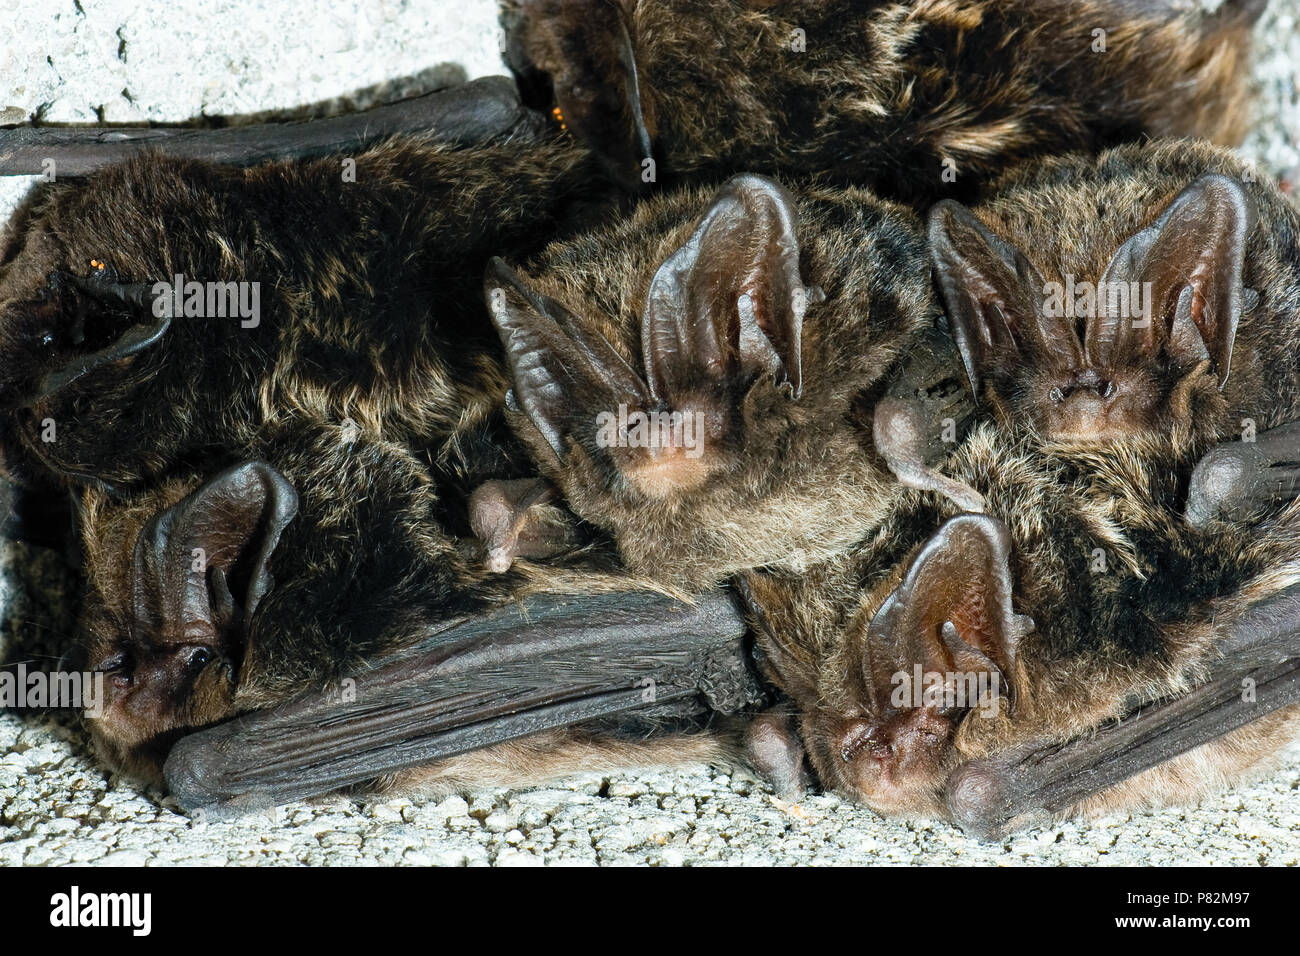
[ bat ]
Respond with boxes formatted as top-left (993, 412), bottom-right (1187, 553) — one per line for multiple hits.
top-left (7, 22), bottom-right (1291, 825)
top-left (485, 172), bottom-right (982, 589)
top-left (928, 139), bottom-right (1300, 454)
top-left (736, 413), bottom-right (1300, 832)
top-left (501, 0), bottom-right (1265, 199)
top-left (0, 80), bottom-right (617, 499)
top-left (74, 414), bottom-right (765, 795)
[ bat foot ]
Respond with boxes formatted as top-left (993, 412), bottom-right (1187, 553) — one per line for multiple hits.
top-left (1186, 444), bottom-right (1251, 525)
top-left (944, 759), bottom-right (1015, 842)
top-left (468, 477), bottom-right (582, 571)
top-left (163, 732), bottom-right (230, 815)
top-left (1186, 422), bottom-right (1300, 526)
top-left (744, 708), bottom-right (812, 800)
top-left (873, 396), bottom-right (984, 512)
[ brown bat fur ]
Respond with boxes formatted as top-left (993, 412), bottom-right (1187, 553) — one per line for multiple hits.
top-left (502, 0), bottom-right (1263, 199)
top-left (740, 419), bottom-right (1300, 822)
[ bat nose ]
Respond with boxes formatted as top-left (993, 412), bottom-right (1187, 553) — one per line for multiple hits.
top-left (1073, 368), bottom-right (1115, 398)
top-left (839, 719), bottom-right (894, 763)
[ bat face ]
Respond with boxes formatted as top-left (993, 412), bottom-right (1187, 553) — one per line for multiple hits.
top-left (830, 514), bottom-right (1028, 815)
top-left (502, 0), bottom-right (1263, 200)
top-left (0, 210), bottom-right (189, 490)
top-left (76, 462), bottom-right (299, 780)
top-left (743, 511), bottom-right (1029, 816)
top-left (0, 260), bottom-right (148, 412)
top-left (1023, 367), bottom-right (1164, 444)
top-left (81, 619), bottom-right (241, 782)
top-left (929, 164), bottom-right (1266, 448)
top-left (742, 406), bottom-right (1300, 824)
top-left (487, 174), bottom-right (941, 587)
top-left (0, 156), bottom-right (305, 491)
top-left (72, 414), bottom-right (530, 782)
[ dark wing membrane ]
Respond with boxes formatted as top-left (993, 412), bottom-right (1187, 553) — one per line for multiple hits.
top-left (945, 583), bottom-right (1300, 841)
top-left (164, 589), bottom-right (758, 815)
top-left (0, 76), bottom-right (548, 176)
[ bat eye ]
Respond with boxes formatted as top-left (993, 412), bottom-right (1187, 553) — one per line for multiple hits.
top-left (1048, 386), bottom-right (1065, 404)
top-left (186, 646), bottom-right (213, 669)
top-left (1099, 379), bottom-right (1115, 399)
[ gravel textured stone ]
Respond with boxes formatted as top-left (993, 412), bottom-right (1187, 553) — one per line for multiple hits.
top-left (2, 0), bottom-right (1298, 866)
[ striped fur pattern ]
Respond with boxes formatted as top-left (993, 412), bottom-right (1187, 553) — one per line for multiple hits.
top-left (503, 0), bottom-right (1262, 200)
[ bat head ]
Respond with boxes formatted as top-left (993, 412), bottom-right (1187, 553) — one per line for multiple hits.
top-left (929, 174), bottom-right (1255, 446)
top-left (0, 251), bottom-right (174, 488)
top-left (486, 174), bottom-right (894, 586)
top-left (500, 0), bottom-right (655, 192)
top-left (76, 461), bottom-right (298, 781)
top-left (0, 157), bottom-right (266, 492)
top-left (750, 514), bottom-right (1030, 817)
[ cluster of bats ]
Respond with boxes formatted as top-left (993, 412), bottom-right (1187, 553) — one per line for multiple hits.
top-left (2, 0), bottom-right (1299, 840)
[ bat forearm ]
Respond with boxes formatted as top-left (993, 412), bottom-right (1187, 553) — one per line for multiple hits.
top-left (163, 588), bottom-right (761, 816)
top-left (945, 583), bottom-right (1300, 840)
top-left (0, 76), bottom-right (549, 176)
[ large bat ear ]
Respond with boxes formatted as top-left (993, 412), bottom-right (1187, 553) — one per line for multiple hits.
top-left (485, 257), bottom-right (646, 459)
top-left (132, 462), bottom-right (298, 653)
top-left (642, 174), bottom-right (811, 405)
top-left (501, 0), bottom-right (654, 191)
top-left (928, 201), bottom-right (1082, 399)
top-left (1086, 174), bottom-right (1256, 387)
top-left (861, 514), bottom-right (1032, 717)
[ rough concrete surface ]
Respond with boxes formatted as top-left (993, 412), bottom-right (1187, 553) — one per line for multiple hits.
top-left (1, 0), bottom-right (1298, 866)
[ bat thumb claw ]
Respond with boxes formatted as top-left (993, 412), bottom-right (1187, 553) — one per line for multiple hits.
top-left (944, 760), bottom-right (1013, 842)
top-left (485, 547), bottom-right (515, 573)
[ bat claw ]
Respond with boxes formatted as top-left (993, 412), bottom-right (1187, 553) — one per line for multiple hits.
top-left (484, 547), bottom-right (516, 574)
top-left (768, 795), bottom-right (814, 820)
